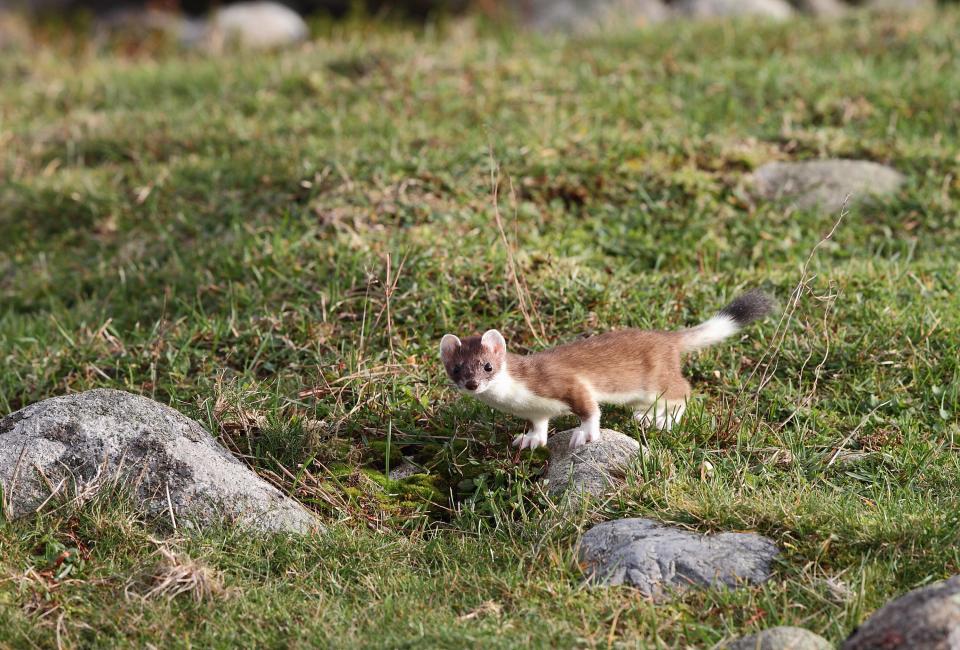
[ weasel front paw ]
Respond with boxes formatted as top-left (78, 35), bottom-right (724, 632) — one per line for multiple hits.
top-left (512, 430), bottom-right (547, 450)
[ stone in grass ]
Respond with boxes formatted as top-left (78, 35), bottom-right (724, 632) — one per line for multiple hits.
top-left (0, 389), bottom-right (319, 535)
top-left (842, 575), bottom-right (960, 650)
top-left (545, 428), bottom-right (640, 501)
top-left (517, 0), bottom-right (671, 33)
top-left (752, 159), bottom-right (905, 212)
top-left (725, 626), bottom-right (832, 650)
top-left (672, 0), bottom-right (795, 21)
top-left (579, 518), bottom-right (778, 600)
top-left (387, 460), bottom-right (421, 481)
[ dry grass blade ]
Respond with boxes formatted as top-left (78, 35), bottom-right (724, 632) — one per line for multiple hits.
top-left (457, 600), bottom-right (503, 621)
top-left (716, 199), bottom-right (850, 441)
top-left (132, 546), bottom-right (223, 603)
top-left (370, 251), bottom-right (408, 364)
top-left (487, 144), bottom-right (547, 346)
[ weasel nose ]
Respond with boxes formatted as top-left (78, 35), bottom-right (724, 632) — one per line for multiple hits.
top-left (464, 380), bottom-right (478, 391)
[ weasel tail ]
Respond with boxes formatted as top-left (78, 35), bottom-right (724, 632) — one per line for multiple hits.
top-left (679, 289), bottom-right (775, 353)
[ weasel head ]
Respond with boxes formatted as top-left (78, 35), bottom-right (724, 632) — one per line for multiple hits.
top-left (439, 329), bottom-right (507, 395)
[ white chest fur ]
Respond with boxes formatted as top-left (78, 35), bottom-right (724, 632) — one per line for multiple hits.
top-left (472, 368), bottom-right (570, 421)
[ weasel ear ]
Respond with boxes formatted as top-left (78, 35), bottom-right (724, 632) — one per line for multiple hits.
top-left (481, 329), bottom-right (506, 356)
top-left (439, 334), bottom-right (461, 363)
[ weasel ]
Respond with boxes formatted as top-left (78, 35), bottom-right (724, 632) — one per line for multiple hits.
top-left (439, 290), bottom-right (773, 450)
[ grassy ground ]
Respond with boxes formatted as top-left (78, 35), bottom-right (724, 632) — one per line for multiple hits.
top-left (2, 8), bottom-right (960, 648)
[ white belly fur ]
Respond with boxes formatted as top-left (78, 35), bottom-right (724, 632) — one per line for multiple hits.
top-left (474, 371), bottom-right (570, 420)
top-left (593, 388), bottom-right (659, 407)
top-left (472, 371), bottom-right (664, 421)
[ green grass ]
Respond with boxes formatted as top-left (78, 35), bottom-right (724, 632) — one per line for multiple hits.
top-left (2, 8), bottom-right (960, 648)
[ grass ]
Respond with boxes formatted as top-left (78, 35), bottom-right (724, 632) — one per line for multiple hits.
top-left (1, 7), bottom-right (960, 647)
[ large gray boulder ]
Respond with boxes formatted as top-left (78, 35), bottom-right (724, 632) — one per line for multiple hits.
top-left (515, 0), bottom-right (670, 33)
top-left (546, 428), bottom-right (640, 501)
top-left (726, 626), bottom-right (832, 650)
top-left (752, 159), bottom-right (905, 212)
top-left (579, 518), bottom-right (778, 599)
top-left (0, 389), bottom-right (319, 534)
top-left (672, 0), bottom-right (795, 20)
top-left (842, 575), bottom-right (960, 650)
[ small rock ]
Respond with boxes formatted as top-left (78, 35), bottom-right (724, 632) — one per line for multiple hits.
top-left (726, 626), bottom-right (832, 650)
top-left (578, 518), bottom-right (779, 599)
top-left (0, 389), bottom-right (319, 534)
top-left (672, 0), bottom-right (795, 21)
top-left (546, 428), bottom-right (640, 500)
top-left (194, 2), bottom-right (308, 51)
top-left (842, 575), bottom-right (960, 650)
top-left (387, 460), bottom-right (421, 481)
top-left (752, 159), bottom-right (905, 212)
top-left (516, 0), bottom-right (671, 33)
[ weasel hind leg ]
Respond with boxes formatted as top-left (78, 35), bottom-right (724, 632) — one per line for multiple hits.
top-left (633, 399), bottom-right (686, 431)
top-left (656, 400), bottom-right (686, 430)
top-left (569, 411), bottom-right (601, 449)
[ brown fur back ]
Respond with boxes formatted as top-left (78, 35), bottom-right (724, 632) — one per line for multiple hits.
top-left (507, 329), bottom-right (690, 415)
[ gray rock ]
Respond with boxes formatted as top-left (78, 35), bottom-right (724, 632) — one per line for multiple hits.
top-left (752, 159), bottom-right (905, 212)
top-left (842, 575), bottom-right (960, 650)
top-left (546, 428), bottom-right (640, 500)
top-left (388, 460), bottom-right (421, 481)
top-left (516, 0), bottom-right (670, 33)
top-left (0, 389), bottom-right (319, 534)
top-left (726, 626), bottom-right (832, 650)
top-left (578, 518), bottom-right (778, 599)
top-left (672, 0), bottom-right (795, 21)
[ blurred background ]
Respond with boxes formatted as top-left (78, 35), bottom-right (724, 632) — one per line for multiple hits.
top-left (0, 0), bottom-right (950, 48)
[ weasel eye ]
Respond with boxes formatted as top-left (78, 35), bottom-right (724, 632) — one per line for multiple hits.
top-left (484, 363), bottom-right (493, 373)
top-left (453, 365), bottom-right (462, 375)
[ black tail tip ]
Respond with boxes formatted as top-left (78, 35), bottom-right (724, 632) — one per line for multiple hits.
top-left (718, 289), bottom-right (775, 326)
